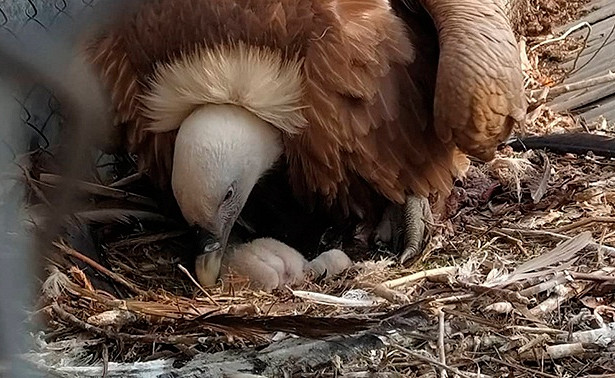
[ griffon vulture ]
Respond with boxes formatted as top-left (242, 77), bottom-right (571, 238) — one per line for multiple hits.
top-left (82, 0), bottom-right (526, 287)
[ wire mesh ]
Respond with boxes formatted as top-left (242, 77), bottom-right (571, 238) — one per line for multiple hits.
top-left (0, 1), bottom-right (142, 376)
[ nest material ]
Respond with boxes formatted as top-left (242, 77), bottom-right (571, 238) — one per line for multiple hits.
top-left (18, 0), bottom-right (615, 376)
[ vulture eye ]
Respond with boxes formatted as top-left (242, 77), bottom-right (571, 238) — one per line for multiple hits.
top-left (223, 185), bottom-right (234, 202)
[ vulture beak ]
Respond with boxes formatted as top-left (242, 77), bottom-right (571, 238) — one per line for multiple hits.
top-left (193, 225), bottom-right (230, 287)
top-left (194, 226), bottom-right (224, 254)
top-left (192, 211), bottom-right (240, 287)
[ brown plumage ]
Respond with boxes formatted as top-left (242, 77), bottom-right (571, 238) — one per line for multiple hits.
top-left (85, 0), bottom-right (523, 210)
top-left (82, 0), bottom-right (525, 275)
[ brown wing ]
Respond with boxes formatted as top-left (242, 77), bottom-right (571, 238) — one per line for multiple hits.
top-left (287, 0), bottom-right (525, 213)
top-left (84, 0), bottom-right (513, 215)
top-left (285, 0), bottom-right (466, 213)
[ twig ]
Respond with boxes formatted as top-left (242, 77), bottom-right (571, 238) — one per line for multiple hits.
top-left (441, 308), bottom-right (504, 330)
top-left (507, 325), bottom-right (567, 335)
top-left (519, 272), bottom-right (570, 297)
top-left (437, 309), bottom-right (447, 378)
top-left (389, 343), bottom-right (477, 378)
top-left (102, 343), bottom-right (109, 378)
top-left (529, 71), bottom-right (615, 99)
top-left (555, 322), bottom-right (615, 344)
top-left (552, 71), bottom-right (615, 97)
top-left (517, 334), bottom-right (552, 355)
top-left (529, 281), bottom-right (590, 318)
top-left (53, 241), bottom-right (150, 297)
top-left (530, 22), bottom-right (591, 51)
top-left (358, 282), bottom-right (411, 305)
top-left (108, 230), bottom-right (187, 249)
top-left (570, 271), bottom-right (615, 282)
top-left (432, 293), bottom-right (475, 304)
top-left (382, 266), bottom-right (457, 288)
top-left (457, 281), bottom-right (531, 305)
top-left (51, 303), bottom-right (205, 345)
top-left (39, 173), bottom-right (157, 208)
top-left (482, 356), bottom-right (559, 378)
top-left (489, 229), bottom-right (529, 256)
top-left (291, 290), bottom-right (382, 307)
top-left (15, 164), bottom-right (53, 207)
top-left (178, 264), bottom-right (220, 307)
top-left (517, 342), bottom-right (601, 361)
top-left (548, 216), bottom-right (615, 234)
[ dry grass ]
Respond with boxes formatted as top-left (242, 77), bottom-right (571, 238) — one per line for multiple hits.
top-left (19, 0), bottom-right (615, 376)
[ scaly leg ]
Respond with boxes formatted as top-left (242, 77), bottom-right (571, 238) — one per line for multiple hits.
top-left (400, 195), bottom-right (433, 264)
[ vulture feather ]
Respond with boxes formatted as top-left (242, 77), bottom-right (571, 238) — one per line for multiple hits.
top-left (80, 0), bottom-right (526, 275)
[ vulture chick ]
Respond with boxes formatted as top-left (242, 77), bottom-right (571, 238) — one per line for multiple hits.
top-left (82, 0), bottom-right (526, 286)
top-left (208, 238), bottom-right (352, 292)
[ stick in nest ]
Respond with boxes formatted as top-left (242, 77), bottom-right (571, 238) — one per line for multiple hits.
top-left (291, 290), bottom-right (382, 307)
top-left (457, 281), bottom-right (531, 305)
top-left (51, 303), bottom-right (208, 346)
top-left (382, 266), bottom-right (457, 289)
top-left (437, 309), bottom-right (447, 378)
top-left (547, 216), bottom-right (615, 234)
top-left (39, 173), bottom-right (157, 208)
top-left (53, 240), bottom-right (151, 298)
top-left (389, 343), bottom-right (478, 378)
top-left (178, 263), bottom-right (220, 307)
top-left (499, 228), bottom-right (615, 256)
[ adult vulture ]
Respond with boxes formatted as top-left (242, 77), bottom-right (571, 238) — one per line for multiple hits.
top-left (80, 0), bottom-right (526, 286)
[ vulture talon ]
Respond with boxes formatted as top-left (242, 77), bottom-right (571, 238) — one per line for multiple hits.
top-left (400, 195), bottom-right (433, 264)
top-left (374, 205), bottom-right (402, 245)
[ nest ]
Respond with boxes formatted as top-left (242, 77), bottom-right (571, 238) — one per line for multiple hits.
top-left (14, 1), bottom-right (615, 377)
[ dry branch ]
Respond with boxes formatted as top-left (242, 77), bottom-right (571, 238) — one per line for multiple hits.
top-left (53, 241), bottom-right (150, 297)
top-left (109, 172), bottom-right (142, 188)
top-left (39, 173), bottom-right (157, 208)
top-left (556, 322), bottom-right (615, 345)
top-left (357, 282), bottom-right (411, 305)
top-left (529, 281), bottom-right (589, 318)
top-left (390, 344), bottom-right (480, 378)
top-left (51, 303), bottom-right (209, 345)
top-left (519, 272), bottom-right (570, 297)
top-left (548, 216), bottom-right (615, 234)
top-left (529, 71), bottom-right (615, 99)
top-left (382, 266), bottom-right (457, 288)
top-left (517, 342), bottom-right (602, 361)
top-left (500, 228), bottom-right (615, 256)
top-left (291, 290), bottom-right (382, 307)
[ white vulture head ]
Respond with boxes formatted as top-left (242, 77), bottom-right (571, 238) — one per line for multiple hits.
top-left (171, 104), bottom-right (283, 264)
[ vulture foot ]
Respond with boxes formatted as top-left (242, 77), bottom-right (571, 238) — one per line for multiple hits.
top-left (374, 204), bottom-right (403, 247)
top-left (373, 195), bottom-right (432, 263)
top-left (212, 238), bottom-right (353, 292)
top-left (400, 195), bottom-right (433, 264)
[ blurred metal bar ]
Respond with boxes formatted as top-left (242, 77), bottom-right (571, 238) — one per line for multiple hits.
top-left (0, 1), bottom-right (144, 376)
